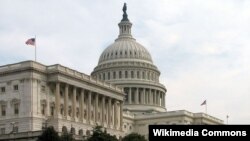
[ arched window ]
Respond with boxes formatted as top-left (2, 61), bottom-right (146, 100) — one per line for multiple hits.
top-left (62, 126), bottom-right (67, 133)
top-left (79, 129), bottom-right (83, 136)
top-left (142, 71), bottom-right (145, 79)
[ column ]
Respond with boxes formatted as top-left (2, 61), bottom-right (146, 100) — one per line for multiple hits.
top-left (114, 101), bottom-right (117, 129)
top-left (142, 88), bottom-right (145, 104)
top-left (153, 90), bottom-right (156, 105)
top-left (163, 93), bottom-right (165, 107)
top-left (64, 84), bottom-right (68, 117)
top-left (101, 96), bottom-right (105, 126)
top-left (72, 87), bottom-right (76, 119)
top-left (128, 87), bottom-right (132, 104)
top-left (154, 90), bottom-right (157, 105)
top-left (80, 89), bottom-right (84, 121)
top-left (95, 93), bottom-right (99, 122)
top-left (135, 88), bottom-right (139, 104)
top-left (55, 82), bottom-right (60, 117)
top-left (87, 91), bottom-right (91, 123)
top-left (120, 101), bottom-right (123, 131)
top-left (149, 89), bottom-right (152, 105)
top-left (108, 98), bottom-right (112, 128)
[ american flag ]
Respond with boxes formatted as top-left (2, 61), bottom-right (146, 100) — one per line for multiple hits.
top-left (201, 100), bottom-right (206, 106)
top-left (25, 38), bottom-right (35, 46)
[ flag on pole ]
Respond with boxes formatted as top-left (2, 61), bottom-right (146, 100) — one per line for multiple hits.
top-left (201, 100), bottom-right (206, 106)
top-left (25, 38), bottom-right (36, 46)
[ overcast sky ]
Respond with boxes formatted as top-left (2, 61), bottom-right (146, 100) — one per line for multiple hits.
top-left (0, 0), bottom-right (249, 124)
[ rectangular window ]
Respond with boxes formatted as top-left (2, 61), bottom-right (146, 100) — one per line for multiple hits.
top-left (41, 104), bottom-right (45, 115)
top-left (14, 85), bottom-right (18, 91)
top-left (0, 128), bottom-right (5, 135)
top-left (0, 87), bottom-right (5, 93)
top-left (41, 86), bottom-right (46, 92)
top-left (1, 105), bottom-right (6, 116)
top-left (50, 107), bottom-right (54, 116)
top-left (14, 104), bottom-right (19, 115)
top-left (113, 72), bottom-right (116, 79)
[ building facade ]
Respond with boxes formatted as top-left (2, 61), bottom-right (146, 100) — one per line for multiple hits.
top-left (0, 4), bottom-right (223, 141)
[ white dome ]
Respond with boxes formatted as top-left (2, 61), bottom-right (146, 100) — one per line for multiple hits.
top-left (98, 38), bottom-right (153, 65)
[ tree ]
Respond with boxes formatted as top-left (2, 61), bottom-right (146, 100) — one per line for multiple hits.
top-left (37, 126), bottom-right (60, 141)
top-left (61, 131), bottom-right (75, 141)
top-left (86, 126), bottom-right (118, 141)
top-left (122, 133), bottom-right (147, 141)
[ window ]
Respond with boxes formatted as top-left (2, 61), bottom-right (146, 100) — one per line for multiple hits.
top-left (41, 86), bottom-right (46, 92)
top-left (113, 72), bottom-right (116, 79)
top-left (41, 104), bottom-right (46, 115)
top-left (50, 106), bottom-right (54, 116)
top-left (102, 73), bottom-right (105, 80)
top-left (108, 72), bottom-right (110, 80)
top-left (60, 106), bottom-right (64, 115)
top-left (0, 128), bottom-right (5, 135)
top-left (137, 71), bottom-right (140, 78)
top-left (125, 71), bottom-right (128, 78)
top-left (131, 71), bottom-right (134, 78)
top-left (1, 105), bottom-right (6, 116)
top-left (119, 71), bottom-right (122, 79)
top-left (14, 103), bottom-right (19, 115)
top-left (0, 87), bottom-right (5, 93)
top-left (142, 72), bottom-right (145, 79)
top-left (14, 85), bottom-right (18, 91)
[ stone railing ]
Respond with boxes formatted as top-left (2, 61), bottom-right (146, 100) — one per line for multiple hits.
top-left (47, 64), bottom-right (123, 93)
top-left (194, 113), bottom-right (223, 123)
top-left (0, 61), bottom-right (123, 93)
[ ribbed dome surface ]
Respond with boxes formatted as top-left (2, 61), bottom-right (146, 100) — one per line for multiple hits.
top-left (98, 38), bottom-right (153, 65)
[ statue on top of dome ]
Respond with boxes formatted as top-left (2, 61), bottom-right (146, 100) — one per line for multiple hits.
top-left (122, 3), bottom-right (129, 21)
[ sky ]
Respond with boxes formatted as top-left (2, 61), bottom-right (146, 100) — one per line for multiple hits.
top-left (0, 0), bottom-right (249, 124)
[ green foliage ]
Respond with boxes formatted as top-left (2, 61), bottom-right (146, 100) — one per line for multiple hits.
top-left (86, 126), bottom-right (118, 141)
top-left (37, 126), bottom-right (60, 141)
top-left (122, 133), bottom-right (147, 141)
top-left (61, 131), bottom-right (75, 141)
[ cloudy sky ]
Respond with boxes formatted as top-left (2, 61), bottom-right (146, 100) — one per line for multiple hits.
top-left (0, 0), bottom-right (249, 124)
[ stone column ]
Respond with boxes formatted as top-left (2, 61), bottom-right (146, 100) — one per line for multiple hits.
top-left (72, 87), bottom-right (76, 119)
top-left (95, 93), bottom-right (99, 122)
top-left (153, 90), bottom-right (156, 105)
top-left (135, 88), bottom-right (139, 104)
top-left (55, 82), bottom-right (60, 117)
top-left (142, 88), bottom-right (145, 104)
top-left (149, 89), bottom-right (153, 105)
top-left (114, 101), bottom-right (117, 129)
top-left (108, 98), bottom-right (112, 128)
top-left (128, 87), bottom-right (132, 104)
top-left (154, 90), bottom-right (157, 105)
top-left (163, 93), bottom-right (165, 107)
top-left (87, 91), bottom-right (91, 123)
top-left (64, 84), bottom-right (68, 117)
top-left (120, 101), bottom-right (123, 131)
top-left (80, 89), bottom-right (84, 121)
top-left (102, 96), bottom-right (105, 126)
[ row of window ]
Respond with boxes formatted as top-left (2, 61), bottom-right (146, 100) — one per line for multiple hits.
top-left (102, 50), bottom-right (150, 60)
top-left (0, 85), bottom-right (19, 93)
top-left (97, 70), bottom-right (158, 81)
top-left (0, 103), bottom-right (19, 116)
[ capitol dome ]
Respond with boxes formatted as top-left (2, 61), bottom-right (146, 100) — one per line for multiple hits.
top-left (92, 3), bottom-right (166, 113)
top-left (98, 38), bottom-right (153, 65)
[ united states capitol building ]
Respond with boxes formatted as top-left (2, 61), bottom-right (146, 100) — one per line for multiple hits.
top-left (0, 4), bottom-right (223, 141)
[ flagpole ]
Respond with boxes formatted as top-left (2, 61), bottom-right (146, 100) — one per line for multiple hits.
top-left (205, 104), bottom-right (207, 114)
top-left (35, 35), bottom-right (37, 62)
